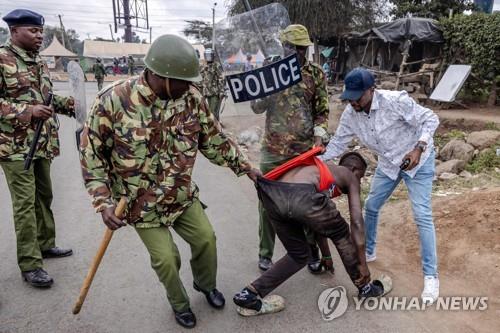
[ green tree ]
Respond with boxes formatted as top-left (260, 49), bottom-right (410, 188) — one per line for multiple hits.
top-left (390, 0), bottom-right (475, 19)
top-left (228, 0), bottom-right (389, 39)
top-left (42, 25), bottom-right (83, 55)
top-left (183, 20), bottom-right (212, 44)
top-left (121, 31), bottom-right (142, 43)
top-left (441, 13), bottom-right (500, 106)
top-left (0, 27), bottom-right (9, 44)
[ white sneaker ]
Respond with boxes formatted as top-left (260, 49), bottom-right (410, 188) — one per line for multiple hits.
top-left (366, 252), bottom-right (377, 263)
top-left (421, 276), bottom-right (439, 305)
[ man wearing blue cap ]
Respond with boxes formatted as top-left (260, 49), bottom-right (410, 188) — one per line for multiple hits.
top-left (1, 9), bottom-right (75, 288)
top-left (321, 67), bottom-right (440, 305)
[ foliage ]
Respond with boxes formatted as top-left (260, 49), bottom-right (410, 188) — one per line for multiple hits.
top-left (183, 20), bottom-right (213, 44)
top-left (390, 0), bottom-right (475, 19)
top-left (466, 147), bottom-right (500, 173)
top-left (120, 31), bottom-right (147, 44)
top-left (434, 130), bottom-right (466, 149)
top-left (485, 122), bottom-right (500, 131)
top-left (440, 13), bottom-right (500, 105)
top-left (42, 25), bottom-right (83, 55)
top-left (0, 27), bottom-right (8, 45)
top-left (226, 0), bottom-right (390, 41)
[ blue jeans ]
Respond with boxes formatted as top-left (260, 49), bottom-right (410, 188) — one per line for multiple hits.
top-left (364, 150), bottom-right (438, 277)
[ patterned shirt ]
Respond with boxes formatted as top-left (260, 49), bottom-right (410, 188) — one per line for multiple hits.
top-left (321, 90), bottom-right (439, 180)
top-left (80, 72), bottom-right (250, 228)
top-left (0, 40), bottom-right (75, 161)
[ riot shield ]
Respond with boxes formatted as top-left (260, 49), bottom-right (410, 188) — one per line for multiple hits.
top-left (214, 4), bottom-right (319, 170)
top-left (67, 61), bottom-right (87, 148)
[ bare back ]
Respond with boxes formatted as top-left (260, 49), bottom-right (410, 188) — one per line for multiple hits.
top-left (277, 161), bottom-right (354, 194)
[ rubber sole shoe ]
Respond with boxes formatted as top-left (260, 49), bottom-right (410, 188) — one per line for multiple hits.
top-left (258, 256), bottom-right (273, 271)
top-left (236, 295), bottom-right (285, 317)
top-left (366, 252), bottom-right (377, 263)
top-left (174, 309), bottom-right (196, 329)
top-left (22, 268), bottom-right (54, 288)
top-left (421, 276), bottom-right (439, 305)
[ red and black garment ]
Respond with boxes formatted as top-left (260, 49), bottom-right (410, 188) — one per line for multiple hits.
top-left (264, 147), bottom-right (342, 198)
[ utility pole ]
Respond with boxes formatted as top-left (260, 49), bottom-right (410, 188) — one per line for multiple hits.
top-left (57, 14), bottom-right (66, 48)
top-left (149, 26), bottom-right (152, 43)
top-left (123, 0), bottom-right (133, 42)
top-left (212, 2), bottom-right (217, 50)
top-left (109, 24), bottom-right (115, 41)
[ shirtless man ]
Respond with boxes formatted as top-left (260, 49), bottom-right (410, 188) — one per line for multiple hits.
top-left (233, 152), bottom-right (385, 315)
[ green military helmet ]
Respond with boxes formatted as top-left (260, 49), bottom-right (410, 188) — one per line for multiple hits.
top-left (279, 24), bottom-right (313, 47)
top-left (144, 34), bottom-right (201, 82)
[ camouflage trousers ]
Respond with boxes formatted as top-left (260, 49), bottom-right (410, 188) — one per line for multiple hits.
top-left (96, 76), bottom-right (104, 91)
top-left (135, 199), bottom-right (217, 312)
top-left (206, 95), bottom-right (222, 121)
top-left (0, 159), bottom-right (56, 272)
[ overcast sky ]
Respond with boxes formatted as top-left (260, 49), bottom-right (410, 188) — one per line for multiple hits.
top-left (1, 0), bottom-right (499, 42)
top-left (0, 0), bottom-right (228, 41)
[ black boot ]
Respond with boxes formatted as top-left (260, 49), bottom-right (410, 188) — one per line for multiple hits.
top-left (41, 247), bottom-right (73, 258)
top-left (21, 268), bottom-right (53, 288)
top-left (233, 287), bottom-right (262, 311)
top-left (193, 283), bottom-right (225, 309)
top-left (258, 256), bottom-right (273, 271)
top-left (174, 308), bottom-right (196, 329)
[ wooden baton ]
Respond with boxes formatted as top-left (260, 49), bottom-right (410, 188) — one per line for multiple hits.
top-left (72, 197), bottom-right (127, 315)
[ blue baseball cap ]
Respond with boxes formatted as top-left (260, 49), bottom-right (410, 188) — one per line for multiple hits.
top-left (340, 68), bottom-right (375, 101)
top-left (2, 9), bottom-right (45, 27)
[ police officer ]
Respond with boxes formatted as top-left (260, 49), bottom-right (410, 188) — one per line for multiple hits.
top-left (127, 55), bottom-right (134, 76)
top-left (80, 34), bottom-right (260, 329)
top-left (92, 57), bottom-right (106, 90)
top-left (251, 24), bottom-right (330, 271)
top-left (0, 9), bottom-right (74, 288)
top-left (200, 48), bottom-right (225, 121)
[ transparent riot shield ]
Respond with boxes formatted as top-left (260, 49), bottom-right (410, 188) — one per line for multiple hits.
top-left (214, 3), bottom-right (319, 171)
top-left (67, 60), bottom-right (87, 148)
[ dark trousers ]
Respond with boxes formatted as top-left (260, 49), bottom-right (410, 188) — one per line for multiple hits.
top-left (251, 178), bottom-right (366, 297)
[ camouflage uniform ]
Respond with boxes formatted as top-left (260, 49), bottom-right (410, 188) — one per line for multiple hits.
top-left (92, 62), bottom-right (106, 90)
top-left (0, 39), bottom-right (75, 272)
top-left (252, 60), bottom-right (329, 260)
top-left (80, 72), bottom-right (250, 311)
top-left (200, 62), bottom-right (225, 120)
top-left (127, 56), bottom-right (134, 76)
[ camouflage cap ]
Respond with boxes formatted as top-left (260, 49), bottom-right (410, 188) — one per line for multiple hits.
top-left (280, 24), bottom-right (313, 47)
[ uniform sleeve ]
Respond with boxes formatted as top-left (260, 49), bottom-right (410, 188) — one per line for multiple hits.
top-left (0, 74), bottom-right (32, 125)
top-left (217, 64), bottom-right (225, 94)
top-left (312, 67), bottom-right (330, 139)
top-left (79, 96), bottom-right (115, 212)
top-left (196, 94), bottom-right (251, 176)
top-left (53, 95), bottom-right (75, 118)
top-left (320, 107), bottom-right (356, 161)
top-left (395, 91), bottom-right (439, 144)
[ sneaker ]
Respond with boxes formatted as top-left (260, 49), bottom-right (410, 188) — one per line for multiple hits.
top-left (258, 256), bottom-right (273, 271)
top-left (358, 282), bottom-right (384, 298)
top-left (366, 252), bottom-right (377, 263)
top-left (421, 276), bottom-right (439, 305)
top-left (234, 288), bottom-right (285, 317)
top-left (233, 287), bottom-right (262, 311)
